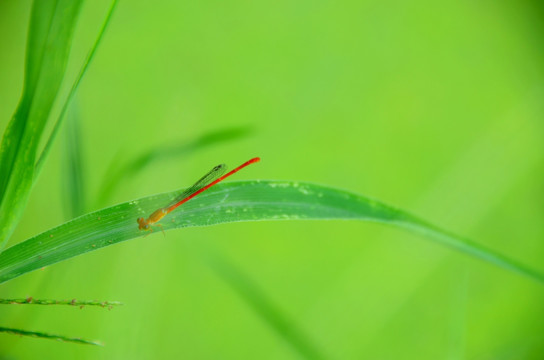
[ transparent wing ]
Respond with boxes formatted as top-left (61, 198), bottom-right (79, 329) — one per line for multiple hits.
top-left (166, 164), bottom-right (227, 209)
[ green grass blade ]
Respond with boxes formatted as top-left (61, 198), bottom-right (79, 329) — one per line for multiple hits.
top-left (0, 0), bottom-right (84, 250)
top-left (62, 102), bottom-right (86, 219)
top-left (96, 126), bottom-right (252, 206)
top-left (195, 245), bottom-right (327, 360)
top-left (0, 326), bottom-right (102, 346)
top-left (0, 181), bottom-right (541, 285)
top-left (34, 0), bottom-right (119, 179)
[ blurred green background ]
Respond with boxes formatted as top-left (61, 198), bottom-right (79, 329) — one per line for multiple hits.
top-left (1, 0), bottom-right (543, 358)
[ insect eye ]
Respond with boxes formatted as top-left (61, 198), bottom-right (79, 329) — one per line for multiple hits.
top-left (137, 217), bottom-right (143, 223)
top-left (145, 225), bottom-right (149, 229)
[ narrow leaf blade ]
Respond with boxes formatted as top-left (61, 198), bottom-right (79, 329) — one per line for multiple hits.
top-left (96, 126), bottom-right (252, 206)
top-left (0, 326), bottom-right (101, 346)
top-left (0, 181), bottom-right (541, 285)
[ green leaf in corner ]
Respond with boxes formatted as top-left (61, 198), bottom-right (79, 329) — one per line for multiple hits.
top-left (0, 0), bottom-right (84, 250)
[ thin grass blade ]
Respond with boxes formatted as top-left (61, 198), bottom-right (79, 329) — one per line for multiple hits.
top-left (62, 101), bottom-right (86, 219)
top-left (194, 244), bottom-right (327, 360)
top-left (0, 326), bottom-right (101, 346)
top-left (96, 126), bottom-right (252, 206)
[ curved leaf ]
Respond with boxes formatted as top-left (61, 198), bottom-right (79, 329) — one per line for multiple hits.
top-left (0, 181), bottom-right (542, 284)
